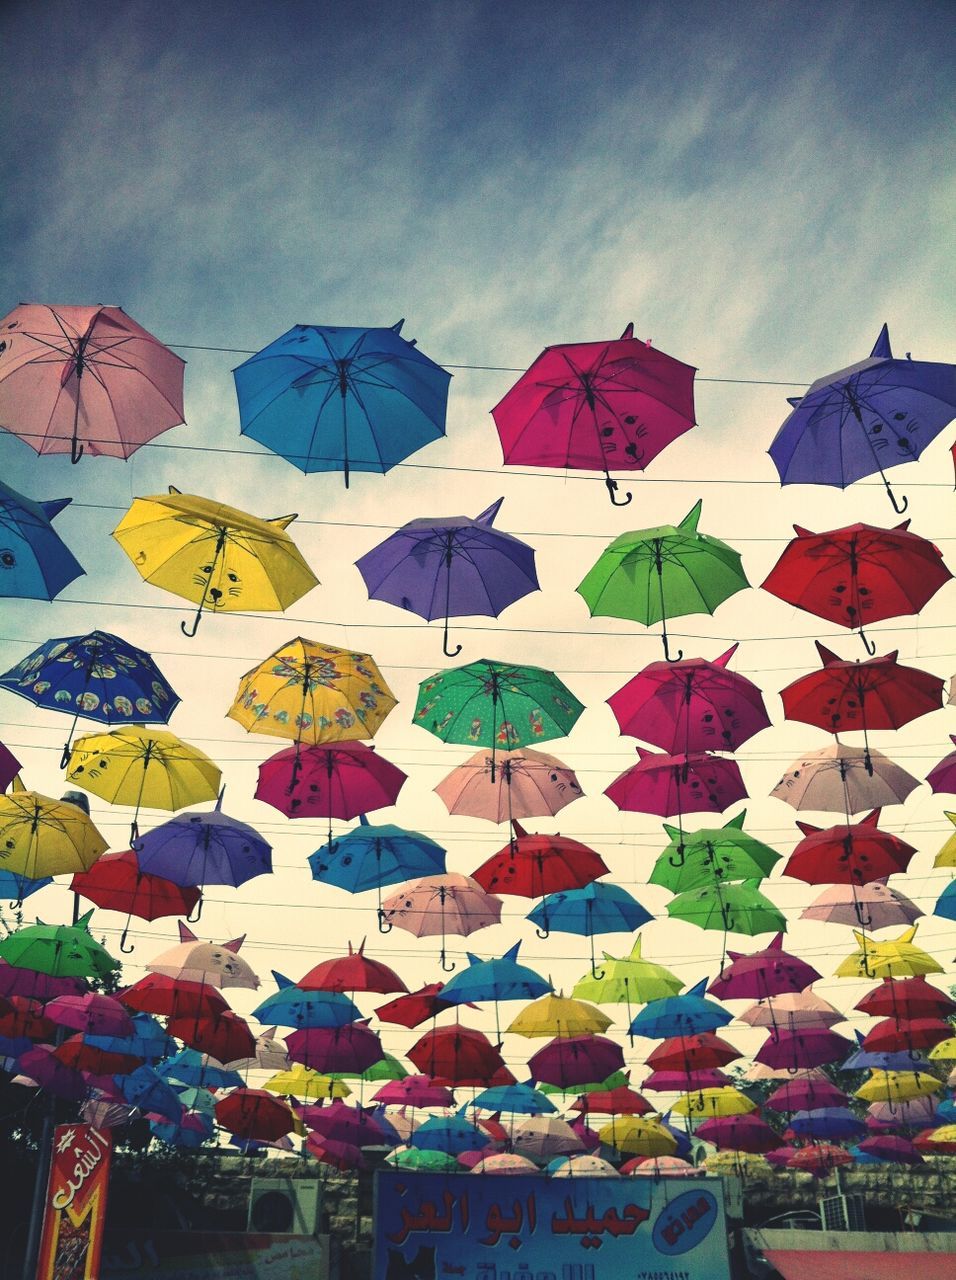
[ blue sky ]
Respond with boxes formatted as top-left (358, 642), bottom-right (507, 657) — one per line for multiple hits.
top-left (1, 2), bottom-right (954, 1067)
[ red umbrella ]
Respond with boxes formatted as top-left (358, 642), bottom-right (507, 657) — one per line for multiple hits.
top-left (303, 1098), bottom-right (388, 1146)
top-left (855, 977), bottom-right (956, 1021)
top-left (167, 1010), bottom-right (255, 1063)
top-left (71, 850), bottom-right (200, 953)
top-left (407, 1025), bottom-right (505, 1086)
top-left (305, 1133), bottom-right (367, 1170)
top-left (528, 1035), bottom-right (625, 1088)
top-left (372, 1076), bottom-right (455, 1107)
top-left (605, 748), bottom-right (747, 818)
top-left (762, 521), bottom-right (952, 655)
top-left (53, 1036), bottom-right (142, 1076)
top-left (0, 996), bottom-right (55, 1042)
top-left (642, 1068), bottom-right (730, 1092)
top-left (286, 1021), bottom-right (384, 1075)
top-left (696, 1113), bottom-right (780, 1153)
top-left (374, 983), bottom-right (458, 1028)
top-left (215, 1088), bottom-right (295, 1141)
top-left (471, 820), bottom-right (608, 898)
top-left (858, 1135), bottom-right (923, 1164)
top-left (299, 939), bottom-right (407, 995)
top-left (607, 645), bottom-right (771, 754)
top-left (646, 1033), bottom-right (741, 1072)
top-left (756, 1029), bottom-right (853, 1070)
top-left (569, 1085), bottom-right (652, 1116)
top-left (117, 975), bottom-right (229, 1020)
top-left (256, 742), bottom-right (407, 841)
top-left (862, 1017), bottom-right (953, 1053)
top-left (708, 934), bottom-right (821, 1002)
top-left (784, 810), bottom-right (916, 886)
top-left (786, 1143), bottom-right (853, 1176)
top-left (780, 642), bottom-right (944, 763)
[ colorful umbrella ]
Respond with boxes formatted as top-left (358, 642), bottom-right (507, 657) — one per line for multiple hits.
top-left (672, 1087), bottom-right (756, 1118)
top-left (771, 744), bottom-right (920, 813)
top-left (510, 1115), bottom-right (584, 1161)
top-left (215, 1088), bottom-right (296, 1141)
top-left (650, 811), bottom-right (780, 883)
top-left (927, 736), bottom-right (956, 795)
top-left (625, 1155), bottom-right (697, 1177)
top-left (0, 482), bottom-right (83, 601)
top-left (785, 1144), bottom-right (853, 1176)
top-left (45, 993), bottom-right (132, 1038)
top-left (740, 990), bottom-right (844, 1032)
top-left (355, 497), bottom-right (539, 657)
top-left (168, 1009), bottom-right (256, 1063)
top-left (529, 1035), bottom-right (625, 1088)
top-left (765, 1078), bottom-right (849, 1113)
top-left (299, 939), bottom-right (407, 995)
top-left (577, 501), bottom-right (749, 660)
top-left (286, 1021), bottom-right (384, 1075)
top-left (372, 1076), bottom-right (454, 1108)
top-left (665, 881), bottom-right (787, 939)
top-left (767, 323), bottom-right (956, 513)
top-left (472, 820), bottom-right (607, 901)
top-left (491, 323), bottom-right (696, 506)
top-left (387, 1146), bottom-right (458, 1172)
top-left (570, 1085), bottom-right (651, 1116)
top-left (835, 926), bottom-right (944, 980)
top-left (605, 749), bottom-right (748, 825)
top-left (708, 934), bottom-right (821, 1001)
top-left (303, 1098), bottom-right (389, 1146)
top-left (855, 977), bottom-right (956, 1021)
top-left (233, 320), bottom-right (450, 485)
top-left (379, 873), bottom-right (501, 970)
top-left (71, 850), bottom-right (201, 952)
top-left (854, 1070), bottom-right (943, 1105)
top-left (0, 303), bottom-right (185, 463)
top-left (696, 1113), bottom-right (779, 1153)
top-left (932, 880), bottom-right (956, 922)
top-left (933, 812), bottom-right (956, 868)
top-left (252, 973), bottom-right (361, 1029)
top-left (473, 1083), bottom-right (556, 1115)
top-left (112, 486), bottom-right (319, 636)
top-left (0, 912), bottom-right (117, 979)
top-left (256, 741), bottom-right (406, 841)
top-left (434, 746), bottom-right (583, 824)
top-left (646, 1032), bottom-right (741, 1073)
top-left (572, 935), bottom-right (683, 1013)
top-left (863, 1018), bottom-right (952, 1054)
top-left (471, 1153), bottom-right (540, 1175)
top-left (801, 881), bottom-right (922, 931)
top-left (438, 943), bottom-right (551, 1009)
top-left (411, 1113), bottom-right (486, 1156)
top-left (0, 869), bottom-right (51, 905)
top-left (305, 1135), bottom-right (367, 1171)
top-left (756, 1028), bottom-right (853, 1070)
top-left (598, 1114), bottom-right (677, 1157)
top-left (527, 884), bottom-right (652, 973)
top-left (266, 1067), bottom-right (350, 1101)
top-left (407, 1025), bottom-right (506, 1087)
top-left (506, 992), bottom-right (612, 1039)
top-left (0, 778), bottom-right (108, 880)
top-left (117, 974), bottom-right (229, 1019)
top-left (374, 983), bottom-right (459, 1029)
top-left (628, 979), bottom-right (731, 1039)
top-left (784, 810), bottom-right (917, 887)
top-left (159, 1048), bottom-right (243, 1089)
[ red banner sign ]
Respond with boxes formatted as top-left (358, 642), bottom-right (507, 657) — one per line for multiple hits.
top-left (37, 1122), bottom-right (113, 1280)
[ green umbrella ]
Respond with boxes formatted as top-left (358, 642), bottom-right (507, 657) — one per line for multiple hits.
top-left (650, 812), bottom-right (781, 890)
top-left (329, 1052), bottom-right (408, 1083)
top-left (414, 658), bottom-right (583, 779)
top-left (386, 1146), bottom-right (460, 1172)
top-left (538, 1069), bottom-right (630, 1097)
top-left (572, 934), bottom-right (683, 1037)
top-left (0, 910), bottom-right (118, 978)
top-left (576, 500), bottom-right (749, 660)
top-left (666, 880), bottom-right (786, 937)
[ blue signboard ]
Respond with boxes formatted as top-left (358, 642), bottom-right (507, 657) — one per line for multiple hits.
top-left (374, 1172), bottom-right (730, 1280)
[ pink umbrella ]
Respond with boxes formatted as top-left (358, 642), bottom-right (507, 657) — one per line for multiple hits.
top-left (378, 1108), bottom-right (426, 1142)
top-left (305, 1134), bottom-right (367, 1170)
top-left (256, 742), bottom-right (407, 842)
top-left (44, 993), bottom-right (133, 1039)
top-left (739, 990), bottom-right (845, 1031)
top-left (510, 1115), bottom-right (585, 1161)
top-left (801, 881), bottom-right (922, 930)
top-left (0, 303), bottom-right (185, 463)
top-left (434, 747), bottom-right (583, 823)
top-left (642, 1068), bottom-right (730, 1092)
top-left (607, 645), bottom-right (770, 754)
top-left (605, 748), bottom-right (747, 820)
top-left (528, 1035), bottom-right (625, 1088)
top-left (708, 934), bottom-right (821, 1002)
top-left (765, 1078), bottom-right (849, 1113)
top-left (146, 925), bottom-right (260, 990)
top-left (859, 1135), bottom-right (923, 1163)
top-left (302, 1099), bottom-right (389, 1146)
top-left (458, 1146), bottom-right (499, 1169)
top-left (624, 1155), bottom-right (697, 1176)
top-left (380, 873), bottom-right (501, 971)
top-left (568, 1115), bottom-right (602, 1152)
top-left (756, 1029), bottom-right (854, 1071)
top-left (551, 1154), bottom-right (619, 1177)
top-left (866, 1096), bottom-right (940, 1129)
top-left (764, 1146), bottom-right (797, 1167)
top-left (372, 1076), bottom-right (455, 1108)
top-left (81, 1094), bottom-right (139, 1129)
top-left (286, 1021), bottom-right (385, 1075)
top-left (771, 744), bottom-right (920, 813)
top-left (927, 736), bottom-right (956, 795)
top-left (0, 961), bottom-right (85, 1002)
top-left (696, 1113), bottom-right (780, 1153)
top-left (470, 1152), bottom-right (539, 1174)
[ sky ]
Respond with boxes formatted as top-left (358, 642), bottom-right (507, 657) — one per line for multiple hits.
top-left (1, 1), bottom-right (955, 1092)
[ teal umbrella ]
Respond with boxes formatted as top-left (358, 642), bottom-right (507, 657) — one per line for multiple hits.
top-left (576, 500), bottom-right (749, 660)
top-left (650, 811), bottom-right (781, 885)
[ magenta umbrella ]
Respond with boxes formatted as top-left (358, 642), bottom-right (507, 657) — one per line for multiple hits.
top-left (858, 1135), bottom-right (923, 1164)
top-left (866, 1096), bottom-right (940, 1129)
top-left (756, 1028), bottom-right (854, 1071)
top-left (708, 934), bottom-right (821, 1003)
top-left (696, 1113), bottom-right (780, 1153)
top-left (286, 1021), bottom-right (385, 1074)
top-left (927, 736), bottom-right (956, 795)
top-left (372, 1076), bottom-right (455, 1108)
top-left (605, 748), bottom-right (747, 820)
top-left (15, 1045), bottom-right (89, 1100)
top-left (44, 993), bottom-right (133, 1039)
top-left (765, 1078), bottom-right (849, 1113)
top-left (256, 742), bottom-right (407, 842)
top-left (305, 1133), bottom-right (367, 1171)
top-left (528, 1035), bottom-right (625, 1088)
top-left (0, 742), bottom-right (21, 792)
top-left (303, 1099), bottom-right (390, 1146)
top-left (642, 1068), bottom-right (730, 1092)
top-left (0, 962), bottom-right (85, 1002)
top-left (607, 645), bottom-right (770, 754)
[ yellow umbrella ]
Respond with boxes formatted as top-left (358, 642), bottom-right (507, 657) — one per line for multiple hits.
top-left (507, 991), bottom-right (613, 1038)
top-left (112, 487), bottom-right (319, 635)
top-left (572, 935), bottom-right (683, 1005)
top-left (672, 1087), bottom-right (756, 1118)
top-left (65, 727), bottom-right (221, 841)
top-left (597, 1114), bottom-right (677, 1157)
top-left (704, 1150), bottom-right (768, 1176)
top-left (0, 777), bottom-right (108, 880)
top-left (264, 1065), bottom-right (351, 1101)
top-left (933, 812), bottom-right (956, 868)
top-left (925, 1124), bottom-right (956, 1145)
top-left (227, 637), bottom-right (397, 744)
top-left (854, 1069), bottom-right (943, 1104)
top-left (834, 925), bottom-right (944, 979)
top-left (928, 1038), bottom-right (956, 1062)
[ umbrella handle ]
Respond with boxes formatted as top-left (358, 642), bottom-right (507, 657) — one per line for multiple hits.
top-left (535, 925), bottom-right (550, 940)
top-left (377, 908), bottom-right (392, 935)
top-left (886, 485), bottom-right (908, 515)
top-left (604, 476), bottom-right (632, 506)
top-left (440, 950), bottom-right (456, 973)
top-left (187, 895), bottom-right (203, 924)
top-left (180, 607), bottom-right (204, 638)
top-left (442, 625), bottom-right (462, 660)
top-left (590, 962), bottom-right (605, 980)
top-left (858, 627), bottom-right (877, 657)
top-left (661, 628), bottom-right (683, 663)
top-left (668, 843), bottom-right (687, 868)
top-left (119, 927), bottom-right (135, 955)
top-left (130, 819), bottom-right (140, 846)
top-left (70, 434), bottom-right (84, 465)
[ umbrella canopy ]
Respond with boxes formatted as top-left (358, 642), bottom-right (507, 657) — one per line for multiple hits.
top-left (117, 974), bottom-right (229, 1020)
top-left (0, 482), bottom-right (84, 601)
top-left (233, 320), bottom-right (450, 484)
top-left (527, 884), bottom-right (653, 971)
top-left (855, 1070), bottom-right (943, 1105)
top-left (528, 1035), bottom-right (625, 1088)
top-left (709, 933), bottom-right (821, 1000)
top-left (572, 935), bottom-right (683, 1006)
top-left (855, 977), bottom-right (956, 1021)
top-left (411, 1113), bottom-right (486, 1156)
top-left (784, 809), bottom-right (917, 886)
top-left (765, 1078), bottom-right (849, 1113)
top-left (227, 638), bottom-right (396, 744)
top-left (252, 973), bottom-right (361, 1029)
top-left (506, 993), bottom-right (612, 1039)
top-left (0, 303), bottom-right (185, 462)
top-left (112, 487), bottom-right (318, 636)
top-left (785, 1144), bottom-right (853, 1176)
top-left (407, 1025), bottom-right (506, 1087)
top-left (511, 1115), bottom-right (584, 1161)
top-left (434, 747), bottom-right (583, 824)
top-left (608, 645), bottom-right (770, 752)
top-left (472, 821), bottom-right (607, 898)
top-left (45, 993), bottom-right (132, 1038)
top-left (0, 741), bottom-right (21, 792)
top-left (672, 1087), bottom-right (756, 1118)
top-left (570, 1085), bottom-right (651, 1116)
top-left (387, 1146), bottom-right (458, 1172)
top-left (835, 926), bottom-right (944, 979)
top-left (0, 869), bottom-right (52, 905)
top-left (65, 727), bottom-right (221, 843)
top-left (256, 741), bottom-right (406, 840)
top-left (762, 520), bottom-right (952, 653)
top-left (134, 794), bottom-right (272, 897)
top-left (756, 1028), bottom-right (853, 1070)
top-left (0, 779), bottom-right (108, 879)
top-left (665, 881), bottom-right (786, 938)
top-left (380, 873), bottom-right (501, 970)
top-left (266, 1067), bottom-right (350, 1101)
top-left (471, 1153), bottom-right (539, 1175)
top-left (696, 1114), bottom-right (780, 1153)
top-left (473, 1083), bottom-right (556, 1115)
top-left (215, 1088), bottom-right (295, 1141)
top-left (933, 812), bottom-right (956, 868)
top-left (801, 881), bottom-right (922, 930)
top-left (598, 1115), bottom-right (677, 1157)
top-left (146, 925), bottom-right (260, 989)
top-left (305, 1135), bottom-right (367, 1171)
top-left (858, 1135), bottom-right (922, 1164)
top-left (740, 990), bottom-right (844, 1032)
top-left (863, 1018), bottom-right (952, 1054)
top-left (650, 812), bottom-right (780, 887)
top-left (71, 850), bottom-right (201, 952)
top-left (788, 1108), bottom-right (866, 1140)
top-left (625, 1155), bottom-right (697, 1177)
top-left (771, 744), bottom-right (920, 813)
top-left (646, 1033), bottom-right (741, 1072)
top-left (491, 324), bottom-right (696, 505)
top-left (605, 748), bottom-right (748, 818)
top-left (168, 1010), bottom-right (256, 1063)
top-left (0, 912), bottom-right (117, 979)
top-left (629, 979), bottom-right (731, 1039)
top-left (304, 1098), bottom-right (389, 1146)
top-left (932, 879), bottom-right (956, 922)
top-left (927, 736), bottom-right (956, 795)
top-left (159, 1048), bottom-right (243, 1089)
top-left (355, 497), bottom-right (539, 657)
top-left (116, 1065), bottom-right (185, 1122)
top-left (438, 943), bottom-right (551, 1004)
top-left (372, 1076), bottom-right (454, 1108)
top-left (299, 939), bottom-right (407, 995)
top-left (286, 1021), bottom-right (385, 1075)
top-left (767, 323), bottom-right (956, 512)
top-left (374, 983), bottom-right (459, 1029)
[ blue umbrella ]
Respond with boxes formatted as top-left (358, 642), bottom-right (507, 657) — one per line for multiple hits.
top-left (789, 1108), bottom-right (867, 1140)
top-left (0, 629), bottom-right (180, 766)
top-left (157, 1047), bottom-right (244, 1090)
top-left (233, 321), bottom-right (451, 486)
top-left (411, 1113), bottom-right (486, 1156)
top-left (172, 1084), bottom-right (218, 1115)
top-left (116, 1064), bottom-right (185, 1121)
top-left (660, 1111), bottom-right (694, 1160)
top-left (86, 1012), bottom-right (176, 1063)
top-left (0, 482), bottom-right (84, 601)
top-left (252, 971), bottom-right (361, 1028)
top-left (847, 1144), bottom-right (884, 1164)
top-left (473, 1083), bottom-right (557, 1115)
top-left (439, 943), bottom-right (551, 1040)
top-left (841, 1030), bottom-right (927, 1072)
top-left (936, 1098), bottom-right (956, 1122)
top-left (0, 869), bottom-right (52, 905)
top-left (628, 978), bottom-right (732, 1039)
top-left (150, 1111), bottom-right (214, 1148)
top-left (308, 815), bottom-right (446, 932)
top-left (933, 879), bottom-right (956, 922)
top-left (527, 883), bottom-right (653, 976)
top-left (355, 498), bottom-right (539, 657)
top-left (769, 324), bottom-right (956, 513)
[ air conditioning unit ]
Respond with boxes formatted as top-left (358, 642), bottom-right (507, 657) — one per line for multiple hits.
top-left (248, 1177), bottom-right (323, 1235)
top-left (819, 1193), bottom-right (865, 1232)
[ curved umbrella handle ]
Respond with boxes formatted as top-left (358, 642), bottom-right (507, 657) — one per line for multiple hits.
top-left (377, 908), bottom-right (392, 935)
top-left (60, 743), bottom-right (72, 771)
top-left (442, 621), bottom-right (462, 660)
top-left (885, 485), bottom-right (908, 515)
top-left (119, 926), bottom-right (135, 955)
top-left (535, 925), bottom-right (550, 940)
top-left (180, 606), bottom-right (204, 638)
top-left (661, 628), bottom-right (683, 663)
top-left (858, 627), bottom-right (877, 657)
top-left (70, 434), bottom-right (84, 465)
top-left (668, 843), bottom-right (687, 869)
top-left (187, 895), bottom-right (203, 924)
top-left (439, 949), bottom-right (456, 973)
top-left (605, 476), bottom-right (633, 507)
top-left (129, 819), bottom-right (140, 846)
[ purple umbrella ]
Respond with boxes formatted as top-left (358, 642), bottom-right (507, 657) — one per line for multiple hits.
top-left (866, 1096), bottom-right (940, 1129)
top-left (355, 498), bottom-right (539, 658)
top-left (605, 749), bottom-right (747, 820)
top-left (286, 1021), bottom-right (385, 1074)
top-left (302, 1099), bottom-right (389, 1146)
top-left (756, 1028), bottom-right (854, 1071)
top-left (15, 1044), bottom-right (89, 1100)
top-left (642, 1068), bottom-right (730, 1092)
top-left (528, 1035), bottom-right (625, 1088)
top-left (568, 1114), bottom-right (602, 1152)
top-left (765, 1146), bottom-right (797, 1167)
top-left (0, 962), bottom-right (85, 1002)
top-left (45, 993), bottom-right (133, 1038)
top-left (0, 742), bottom-right (21, 792)
top-left (858, 1134), bottom-right (923, 1164)
top-left (927, 736), bottom-right (956, 795)
top-left (696, 1113), bottom-right (780, 1153)
top-left (708, 934), bottom-right (821, 1005)
top-left (788, 1108), bottom-right (866, 1140)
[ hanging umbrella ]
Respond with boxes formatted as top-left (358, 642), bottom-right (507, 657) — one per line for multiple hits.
top-left (168, 1010), bottom-right (256, 1063)
top-left (0, 912), bottom-right (117, 979)
top-left (762, 520), bottom-right (952, 654)
top-left (756, 1029), bottom-right (854, 1070)
top-left (256, 741), bottom-right (406, 842)
top-left (286, 1021), bottom-right (384, 1075)
top-left (145, 925), bottom-right (259, 990)
top-left (379, 873), bottom-right (501, 971)
top-left (835, 926), bottom-right (944, 980)
top-left (437, 942), bottom-right (551, 1008)
top-left (299, 1098), bottom-right (388, 1147)
top-left (577, 501), bottom-right (749, 660)
top-left (857, 1135), bottom-right (922, 1164)
top-left (355, 498), bottom-right (539, 658)
top-left (414, 658), bottom-right (583, 780)
top-left (932, 880), bottom-right (956, 922)
top-left (266, 1066), bottom-right (350, 1102)
top-left (0, 869), bottom-right (52, 905)
top-left (233, 320), bottom-right (450, 485)
top-left (306, 1134), bottom-right (367, 1171)
top-left (855, 1070), bottom-right (943, 1105)
top-left (473, 1082), bottom-right (556, 1115)
top-left (801, 881), bottom-right (922, 931)
top-left (56, 1036), bottom-right (144, 1078)
top-left (650, 811), bottom-right (780, 884)
top-left (472, 820), bottom-right (607, 904)
top-left (434, 747), bottom-right (583, 824)
top-left (646, 1033), bottom-right (741, 1073)
top-left (227, 637), bottom-right (397, 744)
top-left (605, 748), bottom-right (748, 820)
top-left (387, 1146), bottom-right (458, 1172)
top-left (855, 976), bottom-right (956, 1021)
top-left (112, 486), bottom-right (319, 636)
top-left (768, 323), bottom-right (956, 513)
top-left (665, 881), bottom-right (787, 938)
top-left (308, 815), bottom-right (445, 932)
top-left (608, 644), bottom-right (770, 751)
top-left (45, 993), bottom-right (132, 1039)
top-left (0, 482), bottom-right (84, 600)
top-left (0, 303), bottom-right (186, 463)
top-left (672, 1087), bottom-right (756, 1119)
top-left (539, 1070), bottom-right (630, 1097)
top-left (780, 643), bottom-right (944, 767)
top-left (252, 973), bottom-right (361, 1029)
top-left (71, 850), bottom-right (201, 953)
top-left (569, 1084), bottom-right (651, 1116)
top-left (372, 1076), bottom-right (454, 1108)
top-left (327, 1051), bottom-right (408, 1084)
top-left (785, 1144), bottom-right (853, 1176)
top-left (784, 810), bottom-right (917, 887)
top-left (118, 974), bottom-right (228, 1020)
top-left (863, 1018), bottom-right (952, 1054)
top-left (65, 727), bottom-right (221, 843)
top-left (529, 1035), bottom-right (625, 1088)
top-left (527, 883), bottom-right (652, 972)
top-left (159, 1048), bottom-right (243, 1090)
top-left (740, 990), bottom-right (845, 1032)
top-left (598, 1114), bottom-right (677, 1157)
top-left (510, 1115), bottom-right (584, 1162)
top-left (14, 1045), bottom-right (90, 1100)
top-left (0, 741), bottom-right (20, 792)
top-left (572, 935), bottom-right (683, 1014)
top-left (151, 1112), bottom-right (214, 1149)
top-left (708, 933), bottom-right (821, 1001)
top-left (696, 1114), bottom-right (780, 1153)
top-left (491, 323), bottom-right (696, 506)
top-left (771, 744), bottom-right (920, 813)
top-left (116, 1065), bottom-right (185, 1122)
top-left (471, 1153), bottom-right (539, 1175)
top-left (933, 812), bottom-right (956, 867)
top-left (410, 1113), bottom-right (486, 1156)
top-left (840, 1031), bottom-right (931, 1074)
top-left (927, 735), bottom-right (956, 795)
top-left (299, 939), bottom-right (407, 995)
top-left (765, 1078), bottom-right (849, 1113)
top-left (628, 979), bottom-right (731, 1039)
top-left (788, 1109), bottom-right (866, 1141)
top-left (0, 629), bottom-right (180, 766)
top-left (407, 1025), bottom-right (506, 1086)
top-left (625, 1155), bottom-right (696, 1177)
top-left (0, 998), bottom-right (55, 1042)
top-left (506, 992), bottom-right (612, 1039)
top-left (0, 778), bottom-right (108, 881)
top-left (374, 983), bottom-right (459, 1029)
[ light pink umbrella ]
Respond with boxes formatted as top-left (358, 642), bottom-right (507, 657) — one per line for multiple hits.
top-left (434, 747), bottom-right (584, 824)
top-left (551, 1154), bottom-right (619, 1177)
top-left (380, 873), bottom-right (501, 971)
top-left (771, 744), bottom-right (920, 814)
top-left (739, 991), bottom-right (845, 1031)
top-left (0, 303), bottom-right (185, 463)
top-left (866, 1096), bottom-right (941, 1128)
top-left (801, 881), bottom-right (922, 930)
top-left (625, 1155), bottom-right (697, 1176)
top-left (146, 924), bottom-right (260, 990)
top-left (510, 1115), bottom-right (585, 1162)
top-left (228, 1028), bottom-right (290, 1072)
top-left (470, 1152), bottom-right (539, 1175)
